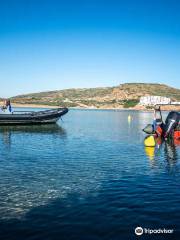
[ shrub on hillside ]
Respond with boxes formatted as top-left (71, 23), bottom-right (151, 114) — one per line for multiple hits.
top-left (123, 99), bottom-right (139, 108)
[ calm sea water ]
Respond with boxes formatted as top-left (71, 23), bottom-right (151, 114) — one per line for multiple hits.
top-left (0, 109), bottom-right (180, 240)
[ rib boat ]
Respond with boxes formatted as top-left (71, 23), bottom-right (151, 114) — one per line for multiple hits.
top-left (143, 106), bottom-right (180, 146)
top-left (0, 108), bottom-right (68, 125)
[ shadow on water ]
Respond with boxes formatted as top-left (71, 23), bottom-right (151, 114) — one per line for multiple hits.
top-left (0, 188), bottom-right (179, 240)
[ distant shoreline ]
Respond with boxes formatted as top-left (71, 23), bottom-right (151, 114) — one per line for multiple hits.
top-left (9, 103), bottom-right (148, 111)
top-left (11, 103), bottom-right (59, 109)
top-left (5, 103), bottom-right (180, 112)
top-left (0, 102), bottom-right (141, 111)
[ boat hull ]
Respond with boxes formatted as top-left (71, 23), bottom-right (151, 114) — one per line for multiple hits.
top-left (0, 108), bottom-right (68, 125)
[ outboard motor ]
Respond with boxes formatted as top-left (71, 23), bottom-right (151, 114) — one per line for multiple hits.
top-left (164, 111), bottom-right (180, 138)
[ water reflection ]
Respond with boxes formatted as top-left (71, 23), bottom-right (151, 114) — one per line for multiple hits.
top-left (164, 141), bottom-right (178, 164)
top-left (1, 130), bottom-right (12, 148)
top-left (145, 138), bottom-right (179, 170)
top-left (0, 123), bottom-right (66, 134)
top-left (0, 124), bottom-right (67, 147)
top-left (145, 146), bottom-right (155, 161)
top-left (0, 110), bottom-right (180, 239)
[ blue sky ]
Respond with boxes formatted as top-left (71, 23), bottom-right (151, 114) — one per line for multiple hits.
top-left (0, 0), bottom-right (179, 97)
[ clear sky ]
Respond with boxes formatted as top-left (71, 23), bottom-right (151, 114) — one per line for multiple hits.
top-left (0, 0), bottom-right (179, 97)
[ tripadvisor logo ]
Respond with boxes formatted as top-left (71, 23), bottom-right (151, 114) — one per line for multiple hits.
top-left (135, 226), bottom-right (174, 236)
top-left (135, 227), bottom-right (143, 236)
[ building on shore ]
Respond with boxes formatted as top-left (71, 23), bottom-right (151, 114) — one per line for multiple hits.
top-left (171, 102), bottom-right (180, 105)
top-left (139, 96), bottom-right (171, 106)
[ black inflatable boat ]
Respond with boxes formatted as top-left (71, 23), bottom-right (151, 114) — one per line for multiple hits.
top-left (0, 108), bottom-right (68, 125)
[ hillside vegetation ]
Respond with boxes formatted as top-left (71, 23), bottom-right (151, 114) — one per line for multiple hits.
top-left (11, 83), bottom-right (180, 108)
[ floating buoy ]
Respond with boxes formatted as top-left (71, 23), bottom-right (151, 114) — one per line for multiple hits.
top-left (144, 135), bottom-right (156, 147)
top-left (128, 114), bottom-right (132, 124)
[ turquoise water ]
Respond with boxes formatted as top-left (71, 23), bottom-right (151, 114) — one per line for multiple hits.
top-left (0, 109), bottom-right (180, 239)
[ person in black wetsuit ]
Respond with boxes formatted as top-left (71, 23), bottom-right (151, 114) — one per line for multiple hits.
top-left (163, 111), bottom-right (180, 138)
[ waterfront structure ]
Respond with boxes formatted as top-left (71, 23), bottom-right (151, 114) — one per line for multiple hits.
top-left (139, 96), bottom-right (171, 106)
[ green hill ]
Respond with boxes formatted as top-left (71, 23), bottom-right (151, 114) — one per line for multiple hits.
top-left (11, 83), bottom-right (180, 108)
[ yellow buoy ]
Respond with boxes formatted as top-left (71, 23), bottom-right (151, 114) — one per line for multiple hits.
top-left (128, 115), bottom-right (132, 124)
top-left (144, 135), bottom-right (156, 147)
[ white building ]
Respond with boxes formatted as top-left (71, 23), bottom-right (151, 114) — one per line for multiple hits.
top-left (171, 102), bottom-right (180, 105)
top-left (139, 96), bottom-right (171, 106)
